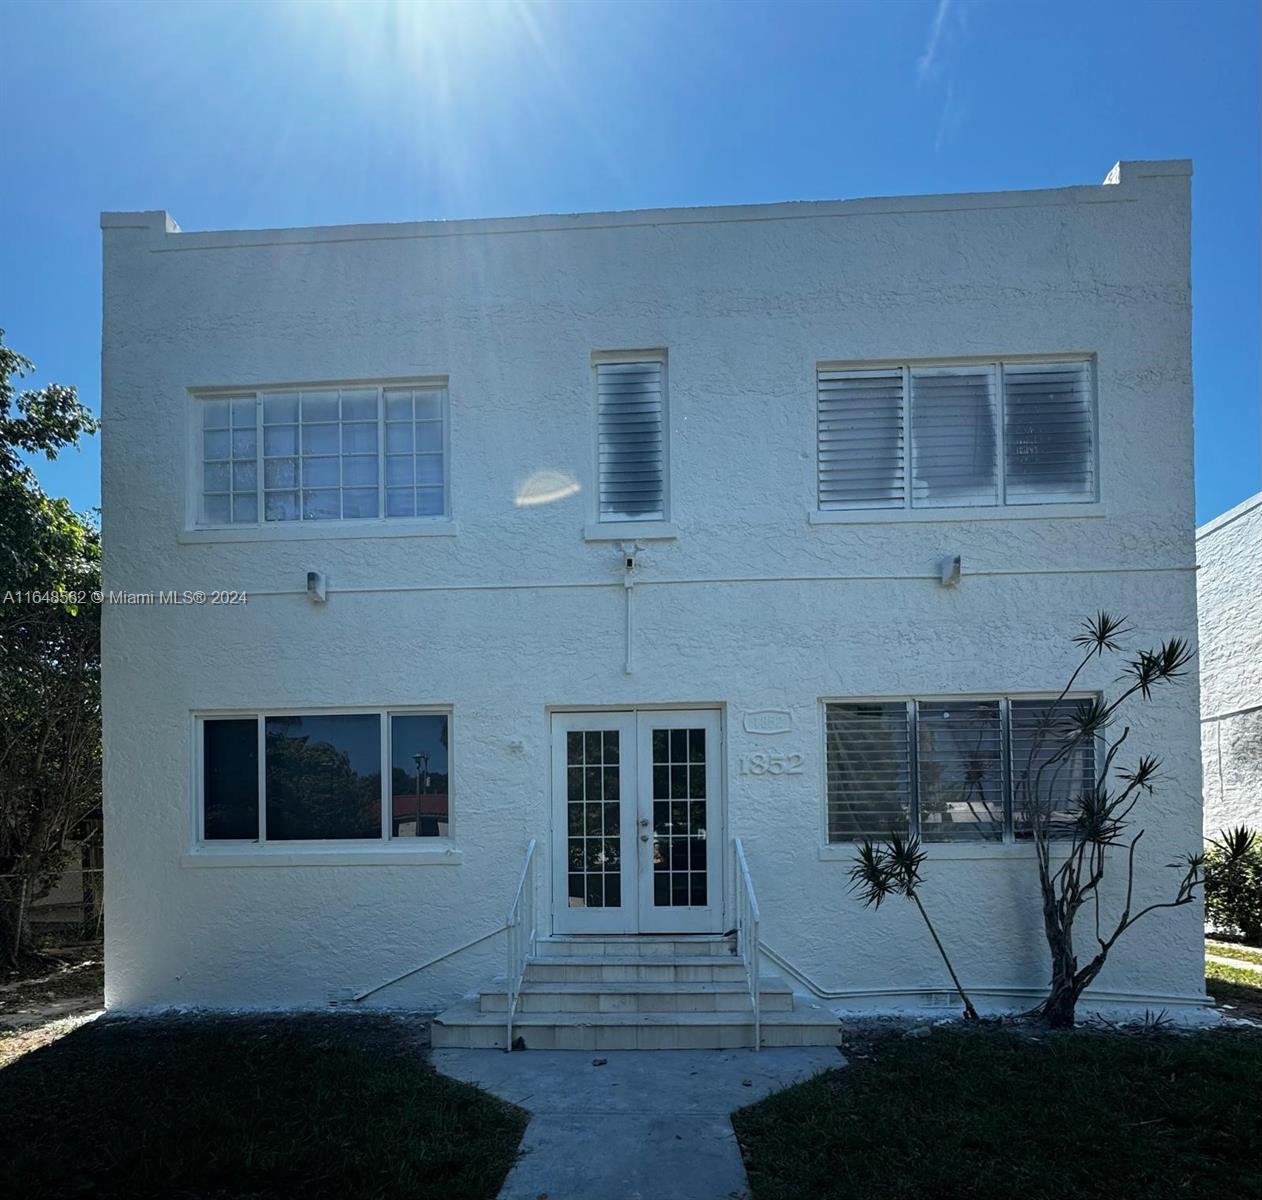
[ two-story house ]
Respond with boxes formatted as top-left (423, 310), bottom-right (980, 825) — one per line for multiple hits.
top-left (101, 159), bottom-right (1208, 1048)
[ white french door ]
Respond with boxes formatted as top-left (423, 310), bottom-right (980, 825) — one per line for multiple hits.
top-left (550, 709), bottom-right (723, 935)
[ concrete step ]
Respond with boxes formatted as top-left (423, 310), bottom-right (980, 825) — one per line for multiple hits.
top-left (533, 935), bottom-right (736, 959)
top-left (478, 975), bottom-right (794, 1014)
top-left (526, 956), bottom-right (748, 983)
top-left (430, 998), bottom-right (843, 1050)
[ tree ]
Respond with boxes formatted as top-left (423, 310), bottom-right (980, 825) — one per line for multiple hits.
top-left (1203, 826), bottom-right (1262, 944)
top-left (849, 833), bottom-right (979, 1020)
top-left (1018, 612), bottom-right (1203, 1028)
top-left (0, 330), bottom-right (100, 965)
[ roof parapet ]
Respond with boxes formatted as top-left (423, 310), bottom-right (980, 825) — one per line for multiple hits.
top-left (1103, 159), bottom-right (1193, 186)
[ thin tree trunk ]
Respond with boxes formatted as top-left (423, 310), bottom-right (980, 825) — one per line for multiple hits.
top-left (912, 892), bottom-right (978, 1020)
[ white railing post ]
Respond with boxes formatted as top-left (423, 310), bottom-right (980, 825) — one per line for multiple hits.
top-left (733, 837), bottom-right (762, 1050)
top-left (505, 839), bottom-right (537, 1052)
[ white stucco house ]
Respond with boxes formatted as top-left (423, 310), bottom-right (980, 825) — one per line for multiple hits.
top-left (101, 158), bottom-right (1209, 1047)
top-left (1198, 492), bottom-right (1262, 835)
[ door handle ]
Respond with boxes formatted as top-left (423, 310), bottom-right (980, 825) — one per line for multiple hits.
top-left (638, 818), bottom-right (649, 827)
top-left (640, 834), bottom-right (649, 843)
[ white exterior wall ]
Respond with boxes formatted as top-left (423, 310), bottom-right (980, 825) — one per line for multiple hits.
top-left (100, 160), bottom-right (1206, 1016)
top-left (1198, 493), bottom-right (1262, 834)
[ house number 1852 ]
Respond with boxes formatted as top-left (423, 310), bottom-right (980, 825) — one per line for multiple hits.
top-left (739, 752), bottom-right (804, 776)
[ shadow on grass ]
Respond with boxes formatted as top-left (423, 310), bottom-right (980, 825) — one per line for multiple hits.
top-left (0, 1013), bottom-right (526, 1200)
top-left (734, 1025), bottom-right (1262, 1200)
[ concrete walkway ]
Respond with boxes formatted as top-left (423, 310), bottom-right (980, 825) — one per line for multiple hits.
top-left (434, 1046), bottom-right (844, 1200)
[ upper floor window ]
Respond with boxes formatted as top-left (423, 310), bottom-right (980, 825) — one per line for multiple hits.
top-left (197, 383), bottom-right (448, 527)
top-left (596, 354), bottom-right (668, 522)
top-left (816, 359), bottom-right (1096, 512)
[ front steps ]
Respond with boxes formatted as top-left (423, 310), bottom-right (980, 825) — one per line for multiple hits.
top-left (431, 935), bottom-right (841, 1050)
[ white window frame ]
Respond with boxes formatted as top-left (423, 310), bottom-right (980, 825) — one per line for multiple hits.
top-left (585, 349), bottom-right (677, 541)
top-left (817, 692), bottom-right (1100, 853)
top-left (185, 379), bottom-right (455, 541)
top-left (190, 706), bottom-right (455, 854)
top-left (810, 354), bottom-right (1100, 524)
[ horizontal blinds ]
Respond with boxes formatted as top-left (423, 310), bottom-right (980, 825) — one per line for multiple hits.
top-left (910, 367), bottom-right (998, 508)
top-left (1009, 699), bottom-right (1096, 838)
top-left (817, 369), bottom-right (906, 510)
top-left (598, 361), bottom-right (665, 521)
top-left (1003, 361), bottom-right (1095, 502)
top-left (916, 700), bottom-right (1004, 841)
top-left (825, 703), bottom-right (912, 841)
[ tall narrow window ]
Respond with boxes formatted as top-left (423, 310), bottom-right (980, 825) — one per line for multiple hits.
top-left (1009, 699), bottom-right (1097, 838)
top-left (916, 700), bottom-right (1004, 841)
top-left (385, 388), bottom-right (446, 518)
top-left (910, 366), bottom-right (998, 508)
top-left (202, 719), bottom-right (259, 839)
top-left (817, 369), bottom-right (905, 510)
top-left (202, 397), bottom-right (258, 525)
top-left (825, 702), bottom-right (912, 840)
top-left (1003, 361), bottom-right (1095, 502)
top-left (596, 358), bottom-right (666, 522)
top-left (390, 714), bottom-right (450, 837)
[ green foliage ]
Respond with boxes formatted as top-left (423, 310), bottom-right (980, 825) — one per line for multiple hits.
top-left (849, 835), bottom-right (977, 1020)
top-left (0, 331), bottom-right (100, 964)
top-left (1020, 611), bottom-right (1202, 1028)
top-left (1204, 827), bottom-right (1262, 944)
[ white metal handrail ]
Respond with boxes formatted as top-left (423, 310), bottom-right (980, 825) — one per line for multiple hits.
top-left (505, 838), bottom-right (538, 1052)
top-left (733, 837), bottom-right (761, 1050)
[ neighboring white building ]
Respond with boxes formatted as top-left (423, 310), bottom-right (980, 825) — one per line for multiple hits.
top-left (1198, 492), bottom-right (1262, 836)
top-left (100, 159), bottom-right (1208, 1044)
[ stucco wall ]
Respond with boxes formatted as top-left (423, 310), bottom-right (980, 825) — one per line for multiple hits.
top-left (100, 160), bottom-right (1205, 1016)
top-left (1198, 493), bottom-right (1262, 834)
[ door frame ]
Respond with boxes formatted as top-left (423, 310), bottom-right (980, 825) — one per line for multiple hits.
top-left (548, 704), bottom-right (727, 936)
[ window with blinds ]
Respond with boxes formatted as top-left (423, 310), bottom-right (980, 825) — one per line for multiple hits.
top-left (824, 696), bottom-right (1097, 843)
top-left (1003, 361), bottom-right (1095, 503)
top-left (825, 702), bottom-right (912, 840)
top-left (596, 358), bottom-right (667, 522)
top-left (916, 700), bottom-right (1004, 841)
top-left (817, 370), bottom-right (906, 510)
top-left (1009, 698), bottom-right (1097, 838)
top-left (816, 358), bottom-right (1096, 512)
top-left (910, 367), bottom-right (999, 508)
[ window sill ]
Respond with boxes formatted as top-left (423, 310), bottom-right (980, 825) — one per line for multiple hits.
top-left (178, 520), bottom-right (459, 544)
top-left (181, 845), bottom-right (463, 867)
top-left (583, 521), bottom-right (678, 542)
top-left (809, 504), bottom-right (1105, 526)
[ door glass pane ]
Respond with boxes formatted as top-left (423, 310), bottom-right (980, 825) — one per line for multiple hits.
top-left (264, 714), bottom-right (381, 840)
top-left (651, 726), bottom-right (707, 906)
top-left (566, 729), bottom-right (621, 907)
top-left (390, 714), bottom-right (449, 837)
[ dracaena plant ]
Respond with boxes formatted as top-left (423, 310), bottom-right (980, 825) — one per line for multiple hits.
top-left (1016, 612), bottom-right (1203, 1028)
top-left (849, 834), bottom-right (978, 1021)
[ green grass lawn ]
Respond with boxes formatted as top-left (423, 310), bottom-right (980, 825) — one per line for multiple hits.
top-left (734, 1026), bottom-right (1262, 1200)
top-left (0, 1014), bottom-right (526, 1200)
top-left (1206, 958), bottom-right (1262, 1021)
top-left (1207, 939), bottom-right (1262, 967)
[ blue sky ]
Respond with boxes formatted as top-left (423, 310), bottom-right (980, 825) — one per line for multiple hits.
top-left (3, 0), bottom-right (1258, 524)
